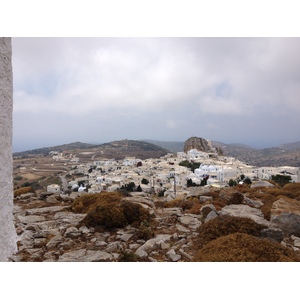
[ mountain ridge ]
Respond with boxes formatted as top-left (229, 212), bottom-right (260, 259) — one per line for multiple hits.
top-left (13, 138), bottom-right (300, 167)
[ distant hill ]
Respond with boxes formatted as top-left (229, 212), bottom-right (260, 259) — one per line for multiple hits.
top-left (13, 142), bottom-right (95, 157)
top-left (143, 139), bottom-right (300, 167)
top-left (92, 139), bottom-right (170, 160)
top-left (141, 140), bottom-right (184, 153)
top-left (13, 139), bottom-right (170, 161)
top-left (279, 141), bottom-right (300, 151)
top-left (215, 143), bottom-right (300, 167)
top-left (13, 138), bottom-right (300, 167)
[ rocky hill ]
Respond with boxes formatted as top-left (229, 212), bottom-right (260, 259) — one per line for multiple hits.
top-left (13, 142), bottom-right (96, 157)
top-left (11, 182), bottom-right (300, 262)
top-left (13, 140), bottom-right (170, 161)
top-left (183, 137), bottom-right (212, 153)
top-left (217, 143), bottom-right (300, 167)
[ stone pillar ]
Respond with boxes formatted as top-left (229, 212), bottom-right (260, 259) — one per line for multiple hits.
top-left (0, 37), bottom-right (17, 261)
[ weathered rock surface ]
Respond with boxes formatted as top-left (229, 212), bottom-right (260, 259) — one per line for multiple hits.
top-left (11, 187), bottom-right (300, 262)
top-left (183, 136), bottom-right (212, 153)
top-left (271, 213), bottom-right (300, 237)
top-left (270, 197), bottom-right (300, 220)
top-left (220, 204), bottom-right (270, 226)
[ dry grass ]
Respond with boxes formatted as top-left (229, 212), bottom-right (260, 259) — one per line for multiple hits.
top-left (73, 191), bottom-right (153, 231)
top-left (194, 215), bottom-right (267, 249)
top-left (70, 191), bottom-right (123, 213)
top-left (193, 233), bottom-right (300, 262)
top-left (14, 187), bottom-right (35, 198)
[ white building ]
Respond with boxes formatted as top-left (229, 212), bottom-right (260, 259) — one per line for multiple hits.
top-left (47, 184), bottom-right (61, 193)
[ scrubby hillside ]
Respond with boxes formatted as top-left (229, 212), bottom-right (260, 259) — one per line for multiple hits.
top-left (12, 182), bottom-right (300, 262)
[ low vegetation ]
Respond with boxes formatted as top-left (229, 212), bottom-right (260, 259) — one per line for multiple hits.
top-left (14, 187), bottom-right (35, 198)
top-left (71, 191), bottom-right (153, 231)
top-left (193, 233), bottom-right (300, 262)
top-left (194, 215), bottom-right (267, 249)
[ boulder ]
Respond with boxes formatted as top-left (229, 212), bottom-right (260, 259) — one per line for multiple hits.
top-left (270, 197), bottom-right (300, 221)
top-left (18, 215), bottom-right (46, 224)
top-left (260, 227), bottom-right (284, 243)
top-left (271, 213), bottom-right (300, 237)
top-left (199, 196), bottom-right (213, 203)
top-left (58, 249), bottom-right (113, 262)
top-left (200, 204), bottom-right (216, 218)
top-left (135, 234), bottom-right (172, 258)
top-left (179, 215), bottom-right (201, 230)
top-left (219, 188), bottom-right (244, 205)
top-left (243, 197), bottom-right (263, 208)
top-left (64, 226), bottom-right (81, 238)
top-left (166, 249), bottom-right (181, 262)
top-left (220, 204), bottom-right (270, 227)
top-left (25, 206), bottom-right (64, 216)
top-left (204, 210), bottom-right (218, 223)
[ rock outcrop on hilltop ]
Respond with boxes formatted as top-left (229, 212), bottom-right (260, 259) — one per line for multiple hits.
top-left (183, 137), bottom-right (212, 153)
top-left (10, 183), bottom-right (300, 262)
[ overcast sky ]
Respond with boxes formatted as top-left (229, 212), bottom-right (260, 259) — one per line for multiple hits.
top-left (11, 37), bottom-right (300, 152)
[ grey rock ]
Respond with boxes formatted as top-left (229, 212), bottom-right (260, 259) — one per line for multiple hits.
top-left (204, 210), bottom-right (218, 223)
top-left (291, 235), bottom-right (300, 247)
top-left (95, 241), bottom-right (108, 247)
top-left (46, 234), bottom-right (64, 250)
top-left (271, 213), bottom-right (300, 237)
top-left (105, 241), bottom-right (121, 253)
top-left (119, 233), bottom-right (134, 242)
top-left (58, 249), bottom-right (113, 262)
top-left (166, 249), bottom-right (181, 262)
top-left (45, 196), bottom-right (60, 204)
top-left (178, 249), bottom-right (193, 261)
top-left (135, 234), bottom-right (172, 258)
top-left (199, 196), bottom-right (213, 203)
top-left (220, 204), bottom-right (270, 226)
top-left (19, 193), bottom-right (36, 200)
top-left (243, 197), bottom-right (263, 208)
top-left (18, 215), bottom-right (46, 224)
top-left (179, 215), bottom-right (201, 230)
top-left (260, 227), bottom-right (284, 243)
top-left (25, 206), bottom-right (64, 216)
top-left (160, 207), bottom-right (183, 216)
top-left (200, 204), bottom-right (216, 218)
top-left (176, 224), bottom-right (190, 233)
top-left (65, 226), bottom-right (81, 238)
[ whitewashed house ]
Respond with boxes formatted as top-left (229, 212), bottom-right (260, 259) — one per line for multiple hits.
top-left (47, 184), bottom-right (61, 193)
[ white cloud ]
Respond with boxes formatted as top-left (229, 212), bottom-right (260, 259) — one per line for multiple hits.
top-left (11, 37), bottom-right (300, 151)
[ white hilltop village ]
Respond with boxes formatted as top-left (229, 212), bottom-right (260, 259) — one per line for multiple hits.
top-left (46, 139), bottom-right (300, 198)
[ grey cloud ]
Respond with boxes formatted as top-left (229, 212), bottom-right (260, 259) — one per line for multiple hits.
top-left (12, 37), bottom-right (300, 151)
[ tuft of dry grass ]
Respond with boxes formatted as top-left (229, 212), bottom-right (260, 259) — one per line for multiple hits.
top-left (70, 191), bottom-right (123, 213)
top-left (194, 215), bottom-right (267, 249)
top-left (193, 233), bottom-right (300, 262)
top-left (14, 187), bottom-right (35, 198)
top-left (73, 191), bottom-right (153, 231)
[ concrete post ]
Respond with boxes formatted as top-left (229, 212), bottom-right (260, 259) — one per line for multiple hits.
top-left (0, 37), bottom-right (17, 261)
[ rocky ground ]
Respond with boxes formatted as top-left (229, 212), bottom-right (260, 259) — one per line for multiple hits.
top-left (10, 182), bottom-right (300, 262)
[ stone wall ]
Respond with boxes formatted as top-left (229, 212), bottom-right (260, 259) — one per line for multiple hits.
top-left (0, 37), bottom-right (17, 261)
